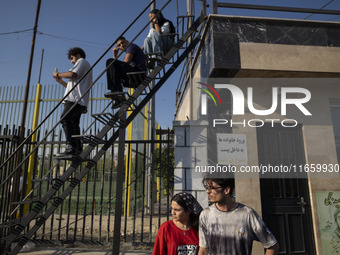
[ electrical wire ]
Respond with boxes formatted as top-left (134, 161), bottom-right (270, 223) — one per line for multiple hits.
top-left (37, 31), bottom-right (109, 46)
top-left (304, 0), bottom-right (335, 20)
top-left (0, 28), bottom-right (33, 36)
top-left (0, 28), bottom-right (110, 49)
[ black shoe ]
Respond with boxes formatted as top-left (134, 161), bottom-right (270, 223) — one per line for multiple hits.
top-left (75, 143), bottom-right (83, 155)
top-left (112, 95), bottom-right (126, 109)
top-left (112, 100), bottom-right (124, 109)
top-left (55, 146), bottom-right (76, 158)
top-left (147, 58), bottom-right (156, 69)
top-left (55, 151), bottom-right (76, 159)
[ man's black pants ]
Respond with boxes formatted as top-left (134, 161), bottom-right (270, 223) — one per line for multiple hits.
top-left (106, 58), bottom-right (140, 92)
top-left (61, 101), bottom-right (86, 153)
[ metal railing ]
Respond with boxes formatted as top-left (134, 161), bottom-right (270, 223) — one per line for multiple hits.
top-left (0, 0), bottom-right (208, 250)
top-left (0, 126), bottom-right (174, 245)
top-left (211, 0), bottom-right (340, 17)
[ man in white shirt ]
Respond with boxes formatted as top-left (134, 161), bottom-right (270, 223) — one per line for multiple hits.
top-left (198, 176), bottom-right (279, 255)
top-left (53, 47), bottom-right (92, 157)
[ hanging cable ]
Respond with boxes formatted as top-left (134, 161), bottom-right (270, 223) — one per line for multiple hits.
top-left (304, 0), bottom-right (335, 20)
top-left (0, 28), bottom-right (33, 36)
top-left (37, 31), bottom-right (109, 46)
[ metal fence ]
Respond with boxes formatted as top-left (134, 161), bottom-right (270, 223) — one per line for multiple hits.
top-left (0, 0), bottom-right (198, 248)
top-left (0, 82), bottom-right (112, 136)
top-left (0, 82), bottom-right (174, 245)
top-left (0, 123), bottom-right (174, 245)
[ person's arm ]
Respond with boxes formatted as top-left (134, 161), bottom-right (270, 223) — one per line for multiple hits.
top-left (53, 70), bottom-right (77, 88)
top-left (153, 22), bottom-right (161, 33)
top-left (151, 15), bottom-right (161, 33)
top-left (123, 52), bottom-right (133, 64)
top-left (265, 243), bottom-right (279, 255)
top-left (53, 76), bottom-right (67, 87)
top-left (152, 223), bottom-right (166, 255)
top-left (248, 208), bottom-right (279, 255)
top-left (198, 247), bottom-right (209, 255)
top-left (198, 211), bottom-right (210, 255)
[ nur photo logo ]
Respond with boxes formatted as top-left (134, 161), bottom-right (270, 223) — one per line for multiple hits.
top-left (197, 81), bottom-right (312, 128)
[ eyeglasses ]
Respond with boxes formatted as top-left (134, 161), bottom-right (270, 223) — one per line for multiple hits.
top-left (204, 185), bottom-right (224, 191)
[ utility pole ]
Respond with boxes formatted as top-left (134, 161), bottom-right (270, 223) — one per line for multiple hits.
top-left (20, 0), bottom-right (42, 133)
top-left (11, 0), bottom-right (42, 218)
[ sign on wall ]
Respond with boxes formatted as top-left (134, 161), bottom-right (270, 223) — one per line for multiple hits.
top-left (217, 134), bottom-right (247, 165)
top-left (316, 191), bottom-right (340, 254)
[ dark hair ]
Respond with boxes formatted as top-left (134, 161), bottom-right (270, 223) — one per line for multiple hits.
top-left (202, 174), bottom-right (235, 196)
top-left (67, 47), bottom-right (86, 59)
top-left (150, 9), bottom-right (175, 34)
top-left (171, 193), bottom-right (200, 231)
top-left (117, 36), bottom-right (126, 42)
top-left (150, 9), bottom-right (166, 24)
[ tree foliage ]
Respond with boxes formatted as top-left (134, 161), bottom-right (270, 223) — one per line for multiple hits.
top-left (153, 147), bottom-right (174, 192)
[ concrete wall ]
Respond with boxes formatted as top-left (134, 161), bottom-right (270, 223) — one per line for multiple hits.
top-left (174, 14), bottom-right (340, 255)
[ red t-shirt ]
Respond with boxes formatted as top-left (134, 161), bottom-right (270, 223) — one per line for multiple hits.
top-left (152, 220), bottom-right (199, 255)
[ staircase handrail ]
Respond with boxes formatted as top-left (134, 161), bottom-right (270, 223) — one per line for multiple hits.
top-left (0, 0), bottom-right (172, 189)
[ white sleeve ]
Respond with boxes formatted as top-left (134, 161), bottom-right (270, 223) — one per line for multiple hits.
top-left (70, 59), bottom-right (85, 77)
top-left (161, 22), bottom-right (171, 34)
top-left (249, 209), bottom-right (278, 249)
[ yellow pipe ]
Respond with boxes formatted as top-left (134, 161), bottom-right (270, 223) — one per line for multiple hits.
top-left (24, 83), bottom-right (42, 214)
top-left (124, 88), bottom-right (133, 216)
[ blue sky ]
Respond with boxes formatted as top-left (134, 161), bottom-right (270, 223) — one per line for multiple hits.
top-left (1, 0), bottom-right (340, 128)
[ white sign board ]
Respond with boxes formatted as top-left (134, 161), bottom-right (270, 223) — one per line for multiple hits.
top-left (217, 134), bottom-right (247, 165)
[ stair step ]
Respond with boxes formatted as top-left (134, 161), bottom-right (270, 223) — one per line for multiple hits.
top-left (53, 154), bottom-right (78, 161)
top-left (11, 198), bottom-right (40, 205)
top-left (126, 71), bottom-right (147, 89)
top-left (72, 134), bottom-right (104, 144)
top-left (104, 91), bottom-right (127, 100)
top-left (91, 112), bottom-right (121, 127)
top-left (0, 219), bottom-right (22, 229)
top-left (32, 177), bottom-right (56, 183)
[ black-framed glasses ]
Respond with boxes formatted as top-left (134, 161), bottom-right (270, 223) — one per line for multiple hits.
top-left (204, 185), bottom-right (224, 191)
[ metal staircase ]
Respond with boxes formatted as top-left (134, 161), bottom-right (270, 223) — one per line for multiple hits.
top-left (0, 4), bottom-right (205, 253)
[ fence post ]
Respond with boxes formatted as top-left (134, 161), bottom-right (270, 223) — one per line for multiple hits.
top-left (112, 113), bottom-right (127, 254)
top-left (212, 0), bottom-right (218, 14)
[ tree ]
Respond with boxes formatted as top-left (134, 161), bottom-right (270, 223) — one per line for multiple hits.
top-left (153, 147), bottom-right (174, 194)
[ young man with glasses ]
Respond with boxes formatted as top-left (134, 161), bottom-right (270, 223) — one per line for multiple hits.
top-left (105, 36), bottom-right (146, 108)
top-left (198, 176), bottom-right (279, 255)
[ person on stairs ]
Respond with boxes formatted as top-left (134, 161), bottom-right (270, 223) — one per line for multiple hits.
top-left (53, 47), bottom-right (92, 157)
top-left (106, 36), bottom-right (146, 108)
top-left (142, 9), bottom-right (175, 69)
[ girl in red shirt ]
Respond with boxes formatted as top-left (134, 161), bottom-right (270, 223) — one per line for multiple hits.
top-left (152, 192), bottom-right (203, 255)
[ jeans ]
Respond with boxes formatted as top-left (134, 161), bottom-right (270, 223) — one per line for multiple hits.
top-left (61, 101), bottom-right (86, 153)
top-left (143, 29), bottom-right (174, 55)
top-left (106, 59), bottom-right (140, 92)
